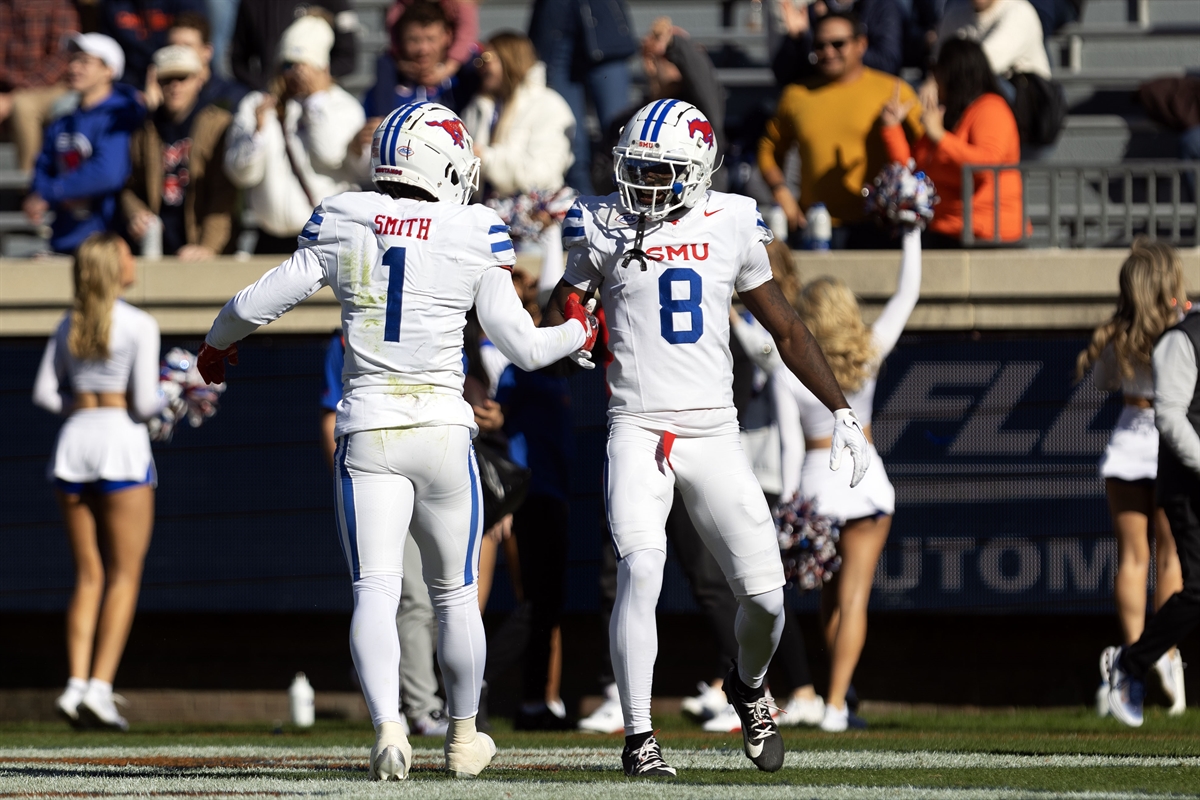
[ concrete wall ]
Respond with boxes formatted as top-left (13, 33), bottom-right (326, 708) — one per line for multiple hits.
top-left (4, 248), bottom-right (1199, 335)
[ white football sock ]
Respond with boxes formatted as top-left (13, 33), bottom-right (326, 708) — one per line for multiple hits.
top-left (611, 548), bottom-right (666, 736)
top-left (429, 582), bottom-right (485, 719)
top-left (734, 587), bottom-right (786, 689)
top-left (351, 575), bottom-right (405, 728)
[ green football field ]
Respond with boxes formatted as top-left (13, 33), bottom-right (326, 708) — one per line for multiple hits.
top-left (2, 708), bottom-right (1198, 798)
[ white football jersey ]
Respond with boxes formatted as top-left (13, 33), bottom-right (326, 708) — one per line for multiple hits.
top-left (206, 190), bottom-right (519, 436)
top-left (563, 190), bottom-right (773, 432)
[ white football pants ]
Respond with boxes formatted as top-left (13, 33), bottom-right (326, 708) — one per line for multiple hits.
top-left (606, 420), bottom-right (786, 735)
top-left (334, 425), bottom-right (485, 727)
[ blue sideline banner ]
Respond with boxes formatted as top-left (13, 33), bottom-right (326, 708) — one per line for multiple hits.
top-left (859, 333), bottom-right (1124, 614)
top-left (1, 333), bottom-right (1130, 614)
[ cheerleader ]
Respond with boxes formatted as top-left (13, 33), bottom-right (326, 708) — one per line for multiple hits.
top-left (773, 226), bottom-right (921, 732)
top-left (32, 233), bottom-right (165, 731)
top-left (1079, 239), bottom-right (1186, 716)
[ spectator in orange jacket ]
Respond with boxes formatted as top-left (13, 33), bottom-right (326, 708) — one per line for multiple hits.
top-left (880, 37), bottom-right (1023, 246)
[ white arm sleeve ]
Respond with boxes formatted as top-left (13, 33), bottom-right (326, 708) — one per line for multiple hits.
top-left (475, 267), bottom-right (586, 372)
top-left (773, 369), bottom-right (805, 501)
top-left (128, 316), bottom-right (166, 421)
top-left (205, 247), bottom-right (329, 349)
top-left (870, 227), bottom-right (922, 358)
top-left (32, 333), bottom-right (66, 415)
top-left (1154, 330), bottom-right (1200, 477)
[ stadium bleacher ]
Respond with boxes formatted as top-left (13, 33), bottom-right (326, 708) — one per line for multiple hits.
top-left (0, 0), bottom-right (1197, 255)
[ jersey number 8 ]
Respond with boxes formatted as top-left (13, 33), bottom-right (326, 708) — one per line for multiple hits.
top-left (658, 268), bottom-right (703, 345)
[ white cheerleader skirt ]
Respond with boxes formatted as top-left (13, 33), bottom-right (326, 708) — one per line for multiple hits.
top-left (47, 408), bottom-right (157, 491)
top-left (1098, 405), bottom-right (1158, 482)
top-left (800, 445), bottom-right (895, 523)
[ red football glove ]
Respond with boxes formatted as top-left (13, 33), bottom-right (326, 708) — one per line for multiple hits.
top-left (197, 341), bottom-right (239, 385)
top-left (564, 293), bottom-right (599, 352)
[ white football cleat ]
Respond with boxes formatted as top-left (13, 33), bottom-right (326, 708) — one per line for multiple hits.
top-left (445, 730), bottom-right (496, 778)
top-left (411, 710), bottom-right (449, 737)
top-left (55, 680), bottom-right (86, 726)
top-left (369, 721), bottom-right (412, 781)
top-left (778, 694), bottom-right (825, 727)
top-left (819, 703), bottom-right (849, 732)
top-left (78, 684), bottom-right (129, 731)
top-left (682, 682), bottom-right (729, 722)
top-left (701, 703), bottom-right (741, 732)
top-left (547, 698), bottom-right (567, 719)
top-left (1097, 646), bottom-right (1117, 718)
top-left (1155, 649), bottom-right (1187, 717)
top-left (578, 683), bottom-right (624, 734)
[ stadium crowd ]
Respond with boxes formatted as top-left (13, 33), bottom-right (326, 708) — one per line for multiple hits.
top-left (16, 0), bottom-right (1198, 740)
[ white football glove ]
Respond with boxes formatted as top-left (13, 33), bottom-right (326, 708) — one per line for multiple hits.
top-left (830, 408), bottom-right (871, 488)
top-left (569, 298), bottom-right (599, 370)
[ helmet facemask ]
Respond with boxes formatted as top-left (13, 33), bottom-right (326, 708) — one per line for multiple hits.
top-left (614, 149), bottom-right (711, 222)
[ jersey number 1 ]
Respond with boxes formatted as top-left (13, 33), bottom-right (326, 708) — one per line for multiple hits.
top-left (659, 268), bottom-right (703, 345)
top-left (383, 247), bottom-right (406, 343)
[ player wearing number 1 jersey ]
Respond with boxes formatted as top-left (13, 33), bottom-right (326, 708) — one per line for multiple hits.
top-left (544, 100), bottom-right (870, 777)
top-left (195, 103), bottom-right (597, 782)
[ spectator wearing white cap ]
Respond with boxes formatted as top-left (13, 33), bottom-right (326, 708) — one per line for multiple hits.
top-left (224, 14), bottom-right (365, 252)
top-left (0, 0), bottom-right (81, 173)
top-left (123, 45), bottom-right (236, 261)
top-left (23, 33), bottom-right (146, 254)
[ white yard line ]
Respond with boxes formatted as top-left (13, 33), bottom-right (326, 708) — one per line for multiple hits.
top-left (2, 747), bottom-right (1199, 770)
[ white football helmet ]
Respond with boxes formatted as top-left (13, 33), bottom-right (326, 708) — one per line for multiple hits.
top-left (612, 100), bottom-right (718, 221)
top-left (371, 102), bottom-right (480, 204)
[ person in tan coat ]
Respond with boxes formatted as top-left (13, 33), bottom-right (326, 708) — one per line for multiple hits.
top-left (122, 45), bottom-right (236, 260)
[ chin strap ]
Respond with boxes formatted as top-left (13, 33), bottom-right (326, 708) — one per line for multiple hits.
top-left (621, 213), bottom-right (657, 271)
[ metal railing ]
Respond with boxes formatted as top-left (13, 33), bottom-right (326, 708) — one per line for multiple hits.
top-left (961, 161), bottom-right (1200, 248)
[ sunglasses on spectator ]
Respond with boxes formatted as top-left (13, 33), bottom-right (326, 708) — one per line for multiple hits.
top-left (472, 51), bottom-right (495, 69)
top-left (158, 74), bottom-right (193, 85)
top-left (814, 39), bottom-right (850, 51)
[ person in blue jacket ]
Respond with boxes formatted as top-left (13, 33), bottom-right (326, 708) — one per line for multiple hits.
top-left (24, 34), bottom-right (146, 255)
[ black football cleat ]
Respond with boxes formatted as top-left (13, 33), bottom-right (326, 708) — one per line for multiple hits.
top-left (622, 733), bottom-right (677, 777)
top-left (724, 662), bottom-right (785, 772)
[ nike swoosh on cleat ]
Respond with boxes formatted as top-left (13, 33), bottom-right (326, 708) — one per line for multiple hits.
top-left (703, 209), bottom-right (722, 216)
top-left (746, 740), bottom-right (764, 758)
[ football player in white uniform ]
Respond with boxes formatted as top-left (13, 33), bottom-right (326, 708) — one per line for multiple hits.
top-left (195, 103), bottom-right (597, 781)
top-left (544, 100), bottom-right (870, 776)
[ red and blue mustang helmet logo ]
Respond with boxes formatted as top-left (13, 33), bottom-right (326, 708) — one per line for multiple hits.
top-left (688, 119), bottom-right (715, 150)
top-left (425, 119), bottom-right (468, 149)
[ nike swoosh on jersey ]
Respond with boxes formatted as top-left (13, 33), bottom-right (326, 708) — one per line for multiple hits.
top-left (703, 209), bottom-right (722, 217)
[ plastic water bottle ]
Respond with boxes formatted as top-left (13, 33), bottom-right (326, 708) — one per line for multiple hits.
top-left (765, 204), bottom-right (789, 242)
top-left (141, 215), bottom-right (163, 261)
top-left (807, 203), bottom-right (831, 251)
top-left (289, 672), bottom-right (315, 728)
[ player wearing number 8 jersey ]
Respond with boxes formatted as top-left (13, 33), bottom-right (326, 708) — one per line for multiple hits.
top-left (545, 100), bottom-right (870, 777)
top-left (195, 103), bottom-right (597, 782)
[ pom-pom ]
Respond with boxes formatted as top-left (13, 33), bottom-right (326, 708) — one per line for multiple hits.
top-left (148, 348), bottom-right (226, 442)
top-left (863, 159), bottom-right (938, 231)
top-left (773, 495), bottom-right (841, 591)
top-left (486, 187), bottom-right (579, 242)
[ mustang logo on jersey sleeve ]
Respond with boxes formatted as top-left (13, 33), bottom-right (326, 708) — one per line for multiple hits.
top-left (425, 119), bottom-right (469, 149)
